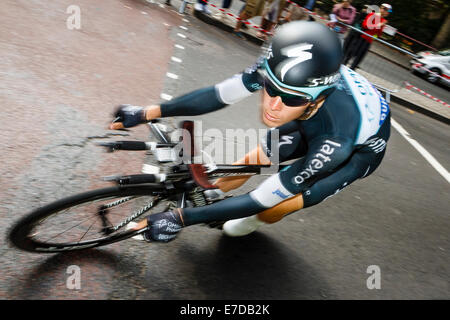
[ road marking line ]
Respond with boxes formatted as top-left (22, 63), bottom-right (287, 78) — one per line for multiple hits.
top-left (391, 118), bottom-right (450, 184)
top-left (166, 72), bottom-right (178, 79)
top-left (141, 11), bottom-right (148, 15)
top-left (163, 23), bottom-right (170, 27)
top-left (179, 26), bottom-right (188, 30)
top-left (177, 33), bottom-right (187, 39)
top-left (175, 44), bottom-right (185, 49)
top-left (160, 93), bottom-right (173, 101)
top-left (182, 19), bottom-right (189, 23)
top-left (124, 5), bottom-right (132, 9)
top-left (171, 57), bottom-right (182, 63)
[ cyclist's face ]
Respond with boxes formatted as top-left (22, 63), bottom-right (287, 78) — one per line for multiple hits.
top-left (260, 88), bottom-right (311, 127)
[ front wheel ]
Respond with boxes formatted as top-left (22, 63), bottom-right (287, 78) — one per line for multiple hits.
top-left (9, 184), bottom-right (173, 253)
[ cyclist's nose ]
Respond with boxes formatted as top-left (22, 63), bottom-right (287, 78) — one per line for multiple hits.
top-left (269, 96), bottom-right (283, 111)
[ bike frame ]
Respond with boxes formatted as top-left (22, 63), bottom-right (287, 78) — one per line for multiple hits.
top-left (102, 120), bottom-right (288, 209)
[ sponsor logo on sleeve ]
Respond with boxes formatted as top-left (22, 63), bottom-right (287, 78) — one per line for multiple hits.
top-left (293, 140), bottom-right (342, 184)
top-left (272, 189), bottom-right (289, 200)
top-left (279, 135), bottom-right (294, 147)
top-left (364, 137), bottom-right (387, 153)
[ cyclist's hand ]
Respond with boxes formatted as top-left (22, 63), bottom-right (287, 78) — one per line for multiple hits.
top-left (143, 210), bottom-right (184, 243)
top-left (109, 104), bottom-right (147, 130)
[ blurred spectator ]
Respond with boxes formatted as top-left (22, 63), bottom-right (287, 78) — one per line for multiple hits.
top-left (304, 0), bottom-right (316, 11)
top-left (343, 4), bottom-right (370, 65)
top-left (256, 0), bottom-right (288, 40)
top-left (195, 0), bottom-right (212, 15)
top-left (279, 3), bottom-right (308, 24)
top-left (327, 0), bottom-right (356, 44)
top-left (213, 0), bottom-right (233, 21)
top-left (348, 3), bottom-right (392, 70)
top-left (233, 0), bottom-right (266, 39)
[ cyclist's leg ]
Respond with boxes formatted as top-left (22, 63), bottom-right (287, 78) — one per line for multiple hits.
top-left (350, 39), bottom-right (371, 70)
top-left (214, 145), bottom-right (270, 192)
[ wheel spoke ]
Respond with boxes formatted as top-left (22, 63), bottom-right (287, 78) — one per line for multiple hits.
top-left (78, 219), bottom-right (97, 243)
top-left (39, 214), bottom-right (98, 243)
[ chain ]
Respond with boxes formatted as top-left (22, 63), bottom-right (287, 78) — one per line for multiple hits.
top-left (102, 196), bottom-right (135, 209)
top-left (110, 196), bottom-right (161, 232)
top-left (189, 189), bottom-right (207, 207)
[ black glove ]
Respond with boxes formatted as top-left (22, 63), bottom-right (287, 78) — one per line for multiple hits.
top-left (144, 210), bottom-right (184, 243)
top-left (113, 104), bottom-right (147, 128)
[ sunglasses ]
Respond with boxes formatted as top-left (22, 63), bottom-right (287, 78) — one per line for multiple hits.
top-left (263, 79), bottom-right (312, 107)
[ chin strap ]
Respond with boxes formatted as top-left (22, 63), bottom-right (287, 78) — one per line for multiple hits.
top-left (298, 97), bottom-right (326, 120)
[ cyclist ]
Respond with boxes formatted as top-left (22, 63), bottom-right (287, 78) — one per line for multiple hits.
top-left (110, 21), bottom-right (391, 242)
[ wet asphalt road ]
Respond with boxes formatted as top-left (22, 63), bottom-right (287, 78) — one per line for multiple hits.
top-left (1, 0), bottom-right (449, 300)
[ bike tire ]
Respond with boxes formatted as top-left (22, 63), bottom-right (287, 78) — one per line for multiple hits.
top-left (9, 184), bottom-right (169, 253)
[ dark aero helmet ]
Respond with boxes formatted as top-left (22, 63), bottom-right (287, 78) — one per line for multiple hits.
top-left (264, 21), bottom-right (343, 101)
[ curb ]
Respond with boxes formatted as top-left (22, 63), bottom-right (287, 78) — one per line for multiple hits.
top-left (194, 10), bottom-right (450, 125)
top-left (367, 50), bottom-right (410, 71)
top-left (193, 9), bottom-right (265, 46)
top-left (377, 89), bottom-right (450, 125)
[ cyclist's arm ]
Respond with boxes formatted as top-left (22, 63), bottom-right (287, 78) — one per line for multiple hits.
top-left (145, 58), bottom-right (264, 118)
top-left (181, 137), bottom-right (353, 226)
top-left (110, 59), bottom-right (264, 129)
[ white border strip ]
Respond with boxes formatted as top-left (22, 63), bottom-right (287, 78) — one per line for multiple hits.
top-left (160, 93), bottom-right (173, 101)
top-left (166, 72), bottom-right (178, 79)
top-left (391, 118), bottom-right (450, 184)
